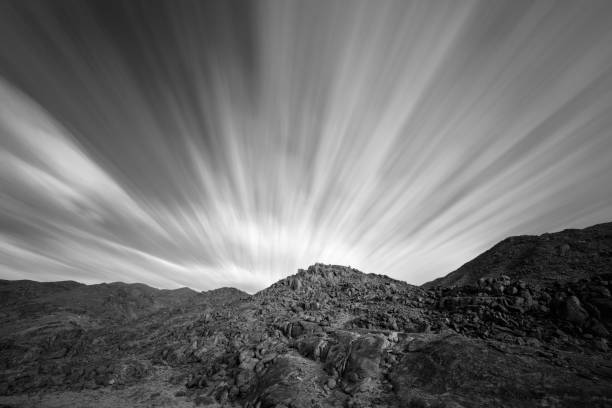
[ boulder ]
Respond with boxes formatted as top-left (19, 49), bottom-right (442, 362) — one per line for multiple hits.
top-left (561, 296), bottom-right (589, 325)
top-left (296, 336), bottom-right (328, 361)
top-left (594, 338), bottom-right (609, 352)
top-left (289, 277), bottom-right (302, 291)
top-left (343, 335), bottom-right (388, 383)
top-left (560, 243), bottom-right (571, 256)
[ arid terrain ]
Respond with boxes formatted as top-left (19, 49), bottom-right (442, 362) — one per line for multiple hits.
top-left (1, 223), bottom-right (611, 407)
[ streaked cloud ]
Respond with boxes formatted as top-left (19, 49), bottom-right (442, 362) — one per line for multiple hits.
top-left (1, 0), bottom-right (612, 291)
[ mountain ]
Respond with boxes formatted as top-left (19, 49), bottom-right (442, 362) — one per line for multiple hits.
top-left (0, 224), bottom-right (611, 407)
top-left (422, 222), bottom-right (612, 289)
top-left (200, 287), bottom-right (251, 306)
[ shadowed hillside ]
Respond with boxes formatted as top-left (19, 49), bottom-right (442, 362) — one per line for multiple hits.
top-left (423, 222), bottom-right (612, 289)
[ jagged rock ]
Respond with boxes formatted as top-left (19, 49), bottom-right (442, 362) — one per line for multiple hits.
top-left (594, 338), bottom-right (609, 352)
top-left (289, 277), bottom-right (302, 291)
top-left (560, 243), bottom-right (571, 256)
top-left (562, 296), bottom-right (589, 325)
top-left (296, 336), bottom-right (328, 361)
top-left (343, 334), bottom-right (388, 383)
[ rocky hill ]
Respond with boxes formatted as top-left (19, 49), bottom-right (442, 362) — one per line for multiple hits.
top-left (0, 224), bottom-right (611, 407)
top-left (422, 222), bottom-right (612, 289)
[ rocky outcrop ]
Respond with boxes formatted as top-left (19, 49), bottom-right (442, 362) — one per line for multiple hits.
top-left (423, 222), bottom-right (612, 289)
top-left (427, 272), bottom-right (612, 354)
top-left (1, 223), bottom-right (612, 407)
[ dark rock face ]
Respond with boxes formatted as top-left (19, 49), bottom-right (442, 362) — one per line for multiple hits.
top-left (423, 222), bottom-right (612, 289)
top-left (1, 223), bottom-right (612, 407)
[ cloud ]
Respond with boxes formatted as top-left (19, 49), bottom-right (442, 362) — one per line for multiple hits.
top-left (1, 1), bottom-right (612, 291)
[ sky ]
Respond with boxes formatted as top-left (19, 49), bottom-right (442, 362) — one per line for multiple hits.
top-left (1, 0), bottom-right (612, 293)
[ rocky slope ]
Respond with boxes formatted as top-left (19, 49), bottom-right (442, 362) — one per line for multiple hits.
top-left (422, 222), bottom-right (612, 289)
top-left (0, 223), bottom-right (611, 407)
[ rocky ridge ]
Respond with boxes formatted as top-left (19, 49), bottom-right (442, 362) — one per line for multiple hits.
top-left (0, 223), bottom-right (611, 407)
top-left (423, 222), bottom-right (612, 289)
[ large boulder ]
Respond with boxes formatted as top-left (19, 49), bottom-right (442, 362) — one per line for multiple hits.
top-left (289, 277), bottom-right (302, 291)
top-left (561, 296), bottom-right (589, 325)
top-left (343, 334), bottom-right (388, 383)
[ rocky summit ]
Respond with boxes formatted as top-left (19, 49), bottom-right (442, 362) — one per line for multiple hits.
top-left (1, 224), bottom-right (612, 407)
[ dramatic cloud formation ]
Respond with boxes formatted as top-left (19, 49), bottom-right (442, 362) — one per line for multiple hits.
top-left (1, 0), bottom-right (612, 292)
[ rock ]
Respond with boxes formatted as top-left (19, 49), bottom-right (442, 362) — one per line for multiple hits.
top-left (343, 335), bottom-right (388, 383)
top-left (236, 368), bottom-right (254, 389)
top-left (261, 352), bottom-right (278, 364)
top-left (289, 321), bottom-right (323, 338)
top-left (326, 378), bottom-right (336, 389)
top-left (594, 338), bottom-right (609, 352)
top-left (591, 286), bottom-right (611, 298)
top-left (589, 320), bottom-right (610, 337)
top-left (519, 289), bottom-right (534, 309)
top-left (406, 338), bottom-right (430, 352)
top-left (296, 336), bottom-right (328, 361)
top-left (389, 317), bottom-right (399, 331)
top-left (560, 243), bottom-right (571, 256)
top-left (562, 296), bottom-right (589, 325)
top-left (525, 337), bottom-right (542, 348)
top-left (290, 277), bottom-right (302, 291)
top-left (239, 349), bottom-right (255, 363)
top-left (492, 282), bottom-right (505, 295)
top-left (584, 302), bottom-right (601, 319)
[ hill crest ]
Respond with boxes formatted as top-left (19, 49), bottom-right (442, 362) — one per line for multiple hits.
top-left (422, 222), bottom-right (612, 289)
